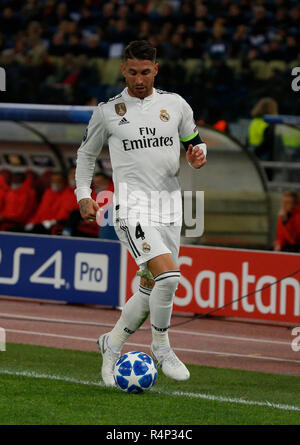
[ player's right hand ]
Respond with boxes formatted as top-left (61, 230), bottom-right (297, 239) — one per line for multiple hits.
top-left (78, 198), bottom-right (99, 222)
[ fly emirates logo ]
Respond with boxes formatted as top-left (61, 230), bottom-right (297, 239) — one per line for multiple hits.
top-left (122, 127), bottom-right (174, 151)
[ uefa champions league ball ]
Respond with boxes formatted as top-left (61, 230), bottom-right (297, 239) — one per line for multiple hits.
top-left (113, 351), bottom-right (158, 393)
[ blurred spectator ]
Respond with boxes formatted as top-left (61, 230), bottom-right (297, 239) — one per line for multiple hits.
top-left (84, 34), bottom-right (106, 58)
top-left (0, 174), bottom-right (9, 213)
top-left (51, 166), bottom-right (83, 236)
top-left (45, 2), bottom-right (71, 27)
top-left (230, 24), bottom-right (249, 58)
top-left (289, 6), bottom-right (300, 35)
top-left (274, 8), bottom-right (290, 29)
top-left (227, 4), bottom-right (245, 29)
top-left (156, 59), bottom-right (186, 94)
top-left (0, 172), bottom-right (37, 232)
top-left (284, 35), bottom-right (299, 62)
top-left (67, 33), bottom-right (83, 56)
top-left (25, 171), bottom-right (67, 234)
top-left (22, 0), bottom-right (43, 25)
top-left (183, 37), bottom-right (199, 59)
top-left (0, 7), bottom-right (21, 36)
top-left (194, 3), bottom-right (213, 27)
top-left (208, 26), bottom-right (230, 59)
top-left (274, 191), bottom-right (300, 252)
top-left (250, 6), bottom-right (271, 36)
top-left (248, 97), bottom-right (278, 180)
top-left (180, 2), bottom-right (194, 27)
top-left (262, 37), bottom-right (284, 62)
top-left (160, 33), bottom-right (183, 60)
top-left (78, 6), bottom-right (96, 30)
top-left (192, 20), bottom-right (209, 53)
top-left (60, 166), bottom-right (115, 238)
top-left (48, 33), bottom-right (67, 56)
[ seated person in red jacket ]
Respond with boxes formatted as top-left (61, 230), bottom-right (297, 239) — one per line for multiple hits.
top-left (25, 171), bottom-right (67, 234)
top-left (0, 172), bottom-right (37, 232)
top-left (274, 190), bottom-right (300, 252)
top-left (60, 172), bottom-right (108, 237)
top-left (51, 166), bottom-right (88, 236)
top-left (53, 167), bottom-right (78, 222)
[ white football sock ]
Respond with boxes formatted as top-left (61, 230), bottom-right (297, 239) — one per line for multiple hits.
top-left (108, 285), bottom-right (151, 353)
top-left (150, 270), bottom-right (180, 352)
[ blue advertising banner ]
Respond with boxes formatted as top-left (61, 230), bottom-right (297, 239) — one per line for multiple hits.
top-left (0, 233), bottom-right (120, 306)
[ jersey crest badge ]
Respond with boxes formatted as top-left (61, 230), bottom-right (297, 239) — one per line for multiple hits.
top-left (115, 103), bottom-right (127, 116)
top-left (160, 109), bottom-right (170, 122)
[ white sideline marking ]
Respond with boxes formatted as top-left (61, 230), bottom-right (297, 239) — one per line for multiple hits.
top-left (5, 328), bottom-right (300, 365)
top-left (0, 368), bottom-right (299, 412)
top-left (0, 312), bottom-right (291, 346)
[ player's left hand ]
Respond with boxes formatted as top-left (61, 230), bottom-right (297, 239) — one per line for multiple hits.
top-left (186, 144), bottom-right (207, 169)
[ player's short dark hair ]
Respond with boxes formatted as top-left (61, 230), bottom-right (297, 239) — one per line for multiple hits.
top-left (123, 40), bottom-right (157, 62)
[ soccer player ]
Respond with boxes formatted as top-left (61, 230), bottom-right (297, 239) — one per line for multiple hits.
top-left (75, 40), bottom-right (207, 385)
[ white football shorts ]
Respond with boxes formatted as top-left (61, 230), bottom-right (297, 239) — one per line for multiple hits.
top-left (114, 211), bottom-right (181, 273)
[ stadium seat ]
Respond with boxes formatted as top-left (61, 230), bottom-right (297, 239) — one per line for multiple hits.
top-left (89, 58), bottom-right (106, 78)
top-left (268, 60), bottom-right (287, 73)
top-left (289, 59), bottom-right (299, 69)
top-left (250, 60), bottom-right (272, 80)
top-left (204, 57), bottom-right (213, 70)
top-left (184, 59), bottom-right (202, 79)
top-left (48, 56), bottom-right (64, 68)
top-left (226, 58), bottom-right (242, 75)
top-left (102, 58), bottom-right (122, 85)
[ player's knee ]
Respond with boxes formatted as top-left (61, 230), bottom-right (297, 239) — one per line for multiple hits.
top-left (154, 270), bottom-right (181, 294)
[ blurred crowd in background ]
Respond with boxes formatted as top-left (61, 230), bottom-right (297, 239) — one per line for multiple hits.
top-left (0, 166), bottom-right (117, 239)
top-left (0, 0), bottom-right (300, 123)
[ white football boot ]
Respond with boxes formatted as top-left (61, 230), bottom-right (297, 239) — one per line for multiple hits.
top-left (97, 333), bottom-right (120, 386)
top-left (151, 344), bottom-right (190, 381)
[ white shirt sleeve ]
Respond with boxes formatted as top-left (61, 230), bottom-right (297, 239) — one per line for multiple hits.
top-left (178, 97), bottom-right (198, 143)
top-left (178, 96), bottom-right (207, 162)
top-left (75, 104), bottom-right (108, 202)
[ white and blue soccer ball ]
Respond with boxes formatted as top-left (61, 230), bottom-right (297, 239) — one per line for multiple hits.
top-left (113, 351), bottom-right (158, 394)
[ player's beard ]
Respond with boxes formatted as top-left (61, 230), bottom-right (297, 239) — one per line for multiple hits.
top-left (128, 82), bottom-right (153, 99)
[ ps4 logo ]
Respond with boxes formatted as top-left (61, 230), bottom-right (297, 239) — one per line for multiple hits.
top-left (291, 67), bottom-right (300, 92)
top-left (0, 67), bottom-right (6, 92)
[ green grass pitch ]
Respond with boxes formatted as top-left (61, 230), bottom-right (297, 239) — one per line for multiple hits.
top-left (0, 343), bottom-right (299, 425)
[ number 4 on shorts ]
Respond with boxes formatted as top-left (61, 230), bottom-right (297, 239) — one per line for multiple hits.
top-left (135, 222), bottom-right (145, 240)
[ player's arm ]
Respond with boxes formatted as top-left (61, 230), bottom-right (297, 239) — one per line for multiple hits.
top-left (75, 104), bottom-right (108, 221)
top-left (179, 98), bottom-right (207, 169)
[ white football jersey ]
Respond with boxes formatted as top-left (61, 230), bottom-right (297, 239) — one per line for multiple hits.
top-left (75, 87), bottom-right (200, 223)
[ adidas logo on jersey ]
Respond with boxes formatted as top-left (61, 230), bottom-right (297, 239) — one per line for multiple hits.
top-left (118, 117), bottom-right (130, 125)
